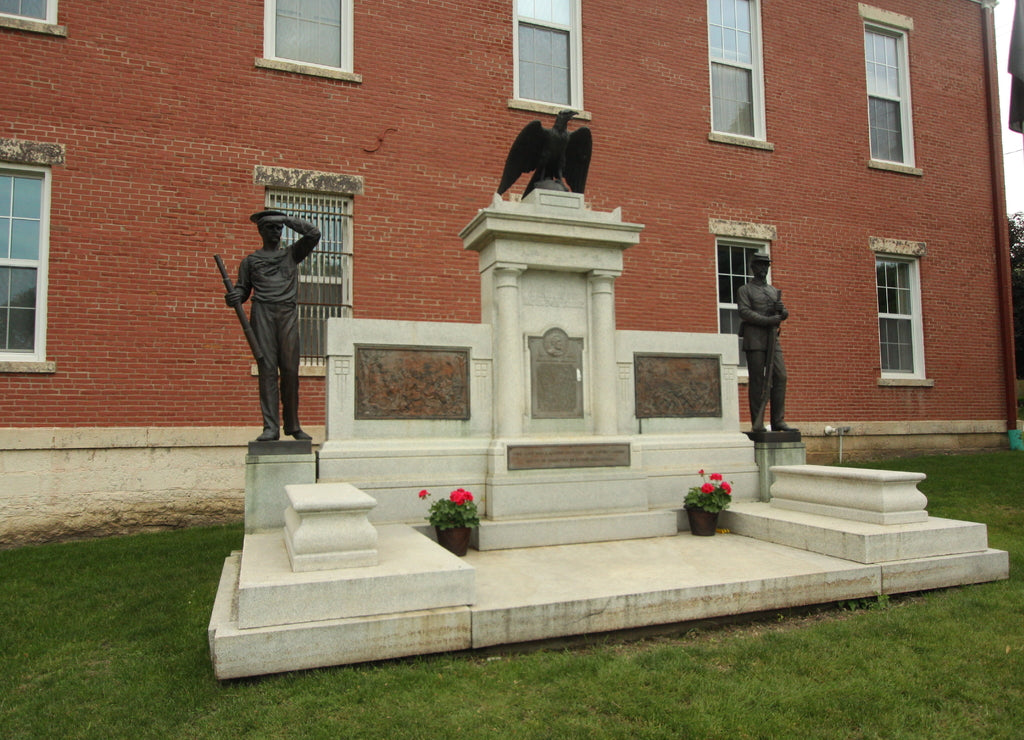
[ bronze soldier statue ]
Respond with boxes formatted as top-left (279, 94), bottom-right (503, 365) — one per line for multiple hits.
top-left (224, 210), bottom-right (321, 442)
top-left (737, 252), bottom-right (797, 434)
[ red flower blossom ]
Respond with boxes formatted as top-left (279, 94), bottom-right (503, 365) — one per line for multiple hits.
top-left (698, 469), bottom-right (705, 476)
top-left (701, 482), bottom-right (715, 494)
top-left (709, 473), bottom-right (723, 481)
top-left (418, 489), bottom-right (430, 499)
top-left (450, 488), bottom-right (474, 505)
top-left (721, 482), bottom-right (732, 494)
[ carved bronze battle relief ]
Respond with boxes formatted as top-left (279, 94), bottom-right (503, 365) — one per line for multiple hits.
top-left (634, 354), bottom-right (722, 418)
top-left (355, 346), bottom-right (470, 420)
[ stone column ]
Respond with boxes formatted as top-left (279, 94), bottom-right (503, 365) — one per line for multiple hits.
top-left (494, 264), bottom-right (526, 437)
top-left (589, 270), bottom-right (618, 435)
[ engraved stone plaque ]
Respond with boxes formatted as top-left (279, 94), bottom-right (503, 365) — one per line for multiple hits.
top-left (634, 354), bottom-right (722, 418)
top-left (508, 443), bottom-right (631, 470)
top-left (528, 328), bottom-right (583, 419)
top-left (355, 346), bottom-right (470, 420)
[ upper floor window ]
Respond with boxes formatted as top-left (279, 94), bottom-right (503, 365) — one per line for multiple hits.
top-left (876, 256), bottom-right (924, 377)
top-left (265, 189), bottom-right (353, 364)
top-left (864, 24), bottom-right (914, 165)
top-left (0, 166), bottom-right (49, 362)
top-left (515, 0), bottom-right (582, 108)
top-left (708, 0), bottom-right (764, 139)
top-left (0, 0), bottom-right (50, 21)
top-left (265, 0), bottom-right (353, 72)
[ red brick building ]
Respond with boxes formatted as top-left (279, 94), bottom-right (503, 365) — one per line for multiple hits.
top-left (0, 0), bottom-right (1015, 544)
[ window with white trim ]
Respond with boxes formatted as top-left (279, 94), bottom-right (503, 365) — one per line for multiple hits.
top-left (717, 241), bottom-right (763, 369)
top-left (876, 256), bottom-right (924, 376)
top-left (0, 166), bottom-right (49, 361)
top-left (707, 0), bottom-right (764, 139)
top-left (266, 190), bottom-right (353, 364)
top-left (265, 0), bottom-right (353, 71)
top-left (0, 0), bottom-right (53, 22)
top-left (864, 25), bottom-right (914, 165)
top-left (515, 0), bottom-right (582, 108)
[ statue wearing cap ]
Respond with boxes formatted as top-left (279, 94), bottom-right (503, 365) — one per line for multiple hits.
top-left (736, 251), bottom-right (796, 434)
top-left (224, 210), bottom-right (321, 441)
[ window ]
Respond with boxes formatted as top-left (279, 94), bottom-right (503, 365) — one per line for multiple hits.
top-left (266, 190), bottom-right (353, 364)
top-left (864, 26), bottom-right (913, 165)
top-left (717, 241), bottom-right (763, 369)
top-left (265, 0), bottom-right (353, 71)
top-left (515, 0), bottom-right (582, 108)
top-left (0, 0), bottom-right (50, 22)
top-left (876, 256), bottom-right (924, 376)
top-left (0, 166), bottom-right (49, 361)
top-left (708, 0), bottom-right (764, 139)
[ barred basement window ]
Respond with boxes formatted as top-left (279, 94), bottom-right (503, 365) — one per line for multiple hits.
top-left (266, 190), bottom-right (353, 365)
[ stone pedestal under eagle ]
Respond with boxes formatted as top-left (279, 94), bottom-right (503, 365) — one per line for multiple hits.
top-left (497, 109), bottom-right (592, 197)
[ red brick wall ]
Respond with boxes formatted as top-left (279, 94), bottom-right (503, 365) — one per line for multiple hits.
top-left (0, 0), bottom-right (1010, 429)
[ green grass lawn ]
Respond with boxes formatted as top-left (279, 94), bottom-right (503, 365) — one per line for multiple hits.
top-left (2, 452), bottom-right (1022, 739)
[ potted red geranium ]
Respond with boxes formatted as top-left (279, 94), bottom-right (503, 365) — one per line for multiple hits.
top-left (418, 488), bottom-right (480, 556)
top-left (683, 470), bottom-right (732, 536)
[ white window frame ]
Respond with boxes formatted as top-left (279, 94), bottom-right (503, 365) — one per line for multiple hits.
top-left (265, 189), bottom-right (353, 365)
top-left (716, 238), bottom-right (768, 374)
top-left (0, 0), bottom-right (57, 25)
top-left (0, 163), bottom-right (50, 364)
top-left (263, 0), bottom-right (354, 74)
top-left (513, 0), bottom-right (583, 111)
top-left (862, 5), bottom-right (915, 168)
top-left (707, 0), bottom-right (766, 141)
top-left (875, 254), bottom-right (925, 380)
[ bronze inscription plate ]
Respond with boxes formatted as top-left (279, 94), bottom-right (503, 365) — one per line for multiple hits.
top-left (528, 327), bottom-right (584, 419)
top-left (507, 443), bottom-right (631, 470)
top-left (634, 354), bottom-right (722, 418)
top-left (355, 346), bottom-right (470, 420)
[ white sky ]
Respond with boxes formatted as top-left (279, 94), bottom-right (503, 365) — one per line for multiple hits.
top-left (997, 0), bottom-right (1024, 214)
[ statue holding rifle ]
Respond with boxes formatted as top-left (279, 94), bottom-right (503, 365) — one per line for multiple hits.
top-left (737, 252), bottom-right (797, 434)
top-left (219, 210), bottom-right (321, 442)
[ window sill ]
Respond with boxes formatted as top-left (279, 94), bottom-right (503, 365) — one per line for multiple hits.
top-left (708, 132), bottom-right (774, 151)
top-left (0, 360), bottom-right (56, 373)
top-left (255, 58), bottom-right (362, 84)
top-left (0, 14), bottom-right (66, 36)
top-left (878, 377), bottom-right (934, 387)
top-left (868, 159), bottom-right (923, 177)
top-left (507, 99), bottom-right (592, 120)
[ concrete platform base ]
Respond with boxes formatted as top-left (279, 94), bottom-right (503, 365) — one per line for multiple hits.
top-left (209, 513), bottom-right (1008, 679)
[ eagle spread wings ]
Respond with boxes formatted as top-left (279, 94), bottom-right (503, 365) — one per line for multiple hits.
top-left (497, 109), bottom-right (592, 197)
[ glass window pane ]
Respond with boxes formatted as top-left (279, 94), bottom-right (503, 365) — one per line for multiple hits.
top-left (8, 307), bottom-right (35, 350)
top-left (712, 63), bottom-right (753, 136)
top-left (10, 267), bottom-right (36, 308)
top-left (0, 267), bottom-right (8, 305)
top-left (11, 219), bottom-right (40, 260)
top-left (12, 177), bottom-right (41, 219)
top-left (519, 25), bottom-right (570, 104)
top-left (0, 218), bottom-right (9, 260)
top-left (0, 176), bottom-right (11, 217)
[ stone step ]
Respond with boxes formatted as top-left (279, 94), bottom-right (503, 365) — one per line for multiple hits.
top-left (472, 509), bottom-right (679, 550)
top-left (723, 502), bottom-right (990, 564)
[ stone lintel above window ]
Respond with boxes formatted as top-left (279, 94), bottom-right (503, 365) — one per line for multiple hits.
top-left (708, 218), bottom-right (777, 242)
top-left (0, 138), bottom-right (65, 166)
top-left (859, 4), bottom-right (913, 30)
top-left (869, 237), bottom-right (926, 257)
top-left (254, 166), bottom-right (364, 196)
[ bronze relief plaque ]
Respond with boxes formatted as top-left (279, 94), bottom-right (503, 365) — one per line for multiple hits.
top-left (355, 346), bottom-right (470, 420)
top-left (634, 354), bottom-right (722, 418)
top-left (528, 327), bottom-right (584, 419)
top-left (507, 443), bottom-right (631, 470)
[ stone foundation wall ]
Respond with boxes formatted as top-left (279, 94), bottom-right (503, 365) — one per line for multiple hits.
top-left (0, 421), bottom-right (1012, 548)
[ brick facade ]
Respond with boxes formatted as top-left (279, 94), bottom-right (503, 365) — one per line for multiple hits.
top-left (0, 1), bottom-right (1015, 543)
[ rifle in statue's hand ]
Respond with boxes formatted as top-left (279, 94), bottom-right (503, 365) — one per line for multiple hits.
top-left (214, 254), bottom-right (263, 362)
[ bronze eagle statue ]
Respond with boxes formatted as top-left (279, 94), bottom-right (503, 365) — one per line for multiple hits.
top-left (497, 109), bottom-right (592, 197)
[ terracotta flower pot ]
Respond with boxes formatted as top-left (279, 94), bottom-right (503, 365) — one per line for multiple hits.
top-left (685, 507), bottom-right (719, 536)
top-left (435, 526), bottom-right (472, 556)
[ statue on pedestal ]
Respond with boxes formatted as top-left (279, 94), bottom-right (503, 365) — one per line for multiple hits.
top-left (497, 109), bottom-right (592, 196)
top-left (737, 252), bottom-right (797, 434)
top-left (223, 210), bottom-right (321, 442)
